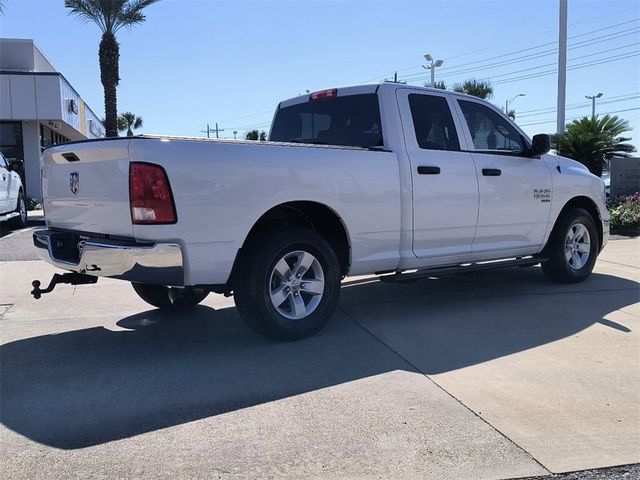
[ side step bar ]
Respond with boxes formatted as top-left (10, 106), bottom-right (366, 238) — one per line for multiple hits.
top-left (380, 257), bottom-right (546, 284)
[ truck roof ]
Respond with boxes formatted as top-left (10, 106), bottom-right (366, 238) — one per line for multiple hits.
top-left (278, 81), bottom-right (478, 109)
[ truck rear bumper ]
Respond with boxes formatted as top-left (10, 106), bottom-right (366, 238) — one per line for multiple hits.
top-left (33, 229), bottom-right (184, 286)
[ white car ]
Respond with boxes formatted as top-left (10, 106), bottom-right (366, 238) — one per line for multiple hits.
top-left (0, 152), bottom-right (27, 229)
top-left (33, 83), bottom-right (610, 339)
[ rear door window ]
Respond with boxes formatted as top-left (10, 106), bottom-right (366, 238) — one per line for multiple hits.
top-left (408, 94), bottom-right (460, 151)
top-left (270, 93), bottom-right (383, 148)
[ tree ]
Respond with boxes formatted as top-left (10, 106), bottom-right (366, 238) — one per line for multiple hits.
top-left (65, 0), bottom-right (159, 138)
top-left (117, 111), bottom-right (143, 136)
top-left (0, 1), bottom-right (6, 14)
top-left (246, 130), bottom-right (267, 141)
top-left (453, 79), bottom-right (494, 99)
top-left (552, 115), bottom-right (636, 177)
top-left (425, 80), bottom-right (447, 90)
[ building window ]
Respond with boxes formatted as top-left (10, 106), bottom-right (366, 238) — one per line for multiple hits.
top-left (40, 124), bottom-right (69, 150)
top-left (0, 121), bottom-right (25, 184)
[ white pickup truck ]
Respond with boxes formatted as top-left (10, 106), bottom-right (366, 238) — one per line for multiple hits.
top-left (33, 83), bottom-right (609, 340)
top-left (0, 152), bottom-right (28, 229)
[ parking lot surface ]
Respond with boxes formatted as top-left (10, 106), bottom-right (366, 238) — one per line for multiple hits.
top-left (0, 236), bottom-right (638, 479)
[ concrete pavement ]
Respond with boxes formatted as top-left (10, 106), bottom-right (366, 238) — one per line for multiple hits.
top-left (0, 237), bottom-right (638, 479)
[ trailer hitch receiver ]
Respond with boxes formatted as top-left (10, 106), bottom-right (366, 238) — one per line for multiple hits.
top-left (31, 273), bottom-right (98, 299)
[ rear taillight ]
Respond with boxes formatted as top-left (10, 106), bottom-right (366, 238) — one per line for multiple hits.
top-left (129, 162), bottom-right (177, 224)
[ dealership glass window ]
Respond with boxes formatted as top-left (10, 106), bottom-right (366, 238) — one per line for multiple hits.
top-left (0, 121), bottom-right (25, 182)
top-left (40, 124), bottom-right (69, 150)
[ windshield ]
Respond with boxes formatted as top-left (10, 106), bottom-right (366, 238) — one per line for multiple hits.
top-left (270, 93), bottom-right (384, 148)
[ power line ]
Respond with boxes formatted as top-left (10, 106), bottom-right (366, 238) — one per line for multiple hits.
top-left (436, 19), bottom-right (638, 74)
top-left (517, 95), bottom-right (640, 119)
top-left (359, 11), bottom-right (639, 83)
top-left (517, 92), bottom-right (640, 115)
top-left (400, 27), bottom-right (639, 83)
top-left (491, 51), bottom-right (639, 86)
top-left (518, 107), bottom-right (640, 127)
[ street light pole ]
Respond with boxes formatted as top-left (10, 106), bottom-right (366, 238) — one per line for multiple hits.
top-left (422, 53), bottom-right (444, 87)
top-left (585, 92), bottom-right (603, 119)
top-left (505, 93), bottom-right (525, 117)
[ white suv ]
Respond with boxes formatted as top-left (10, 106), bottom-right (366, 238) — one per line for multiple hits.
top-left (0, 152), bottom-right (27, 229)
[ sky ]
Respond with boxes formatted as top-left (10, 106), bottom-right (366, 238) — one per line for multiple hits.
top-left (1, 0), bottom-right (639, 148)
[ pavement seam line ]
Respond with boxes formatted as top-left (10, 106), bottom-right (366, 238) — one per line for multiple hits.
top-left (336, 304), bottom-right (552, 476)
top-left (598, 258), bottom-right (640, 270)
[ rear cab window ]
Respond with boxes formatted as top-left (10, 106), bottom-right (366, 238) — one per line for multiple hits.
top-left (270, 93), bottom-right (384, 148)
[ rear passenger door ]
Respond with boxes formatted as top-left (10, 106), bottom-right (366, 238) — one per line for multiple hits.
top-left (454, 98), bottom-right (552, 254)
top-left (397, 90), bottom-right (479, 259)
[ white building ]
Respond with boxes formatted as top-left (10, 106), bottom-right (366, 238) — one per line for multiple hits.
top-left (0, 38), bottom-right (104, 200)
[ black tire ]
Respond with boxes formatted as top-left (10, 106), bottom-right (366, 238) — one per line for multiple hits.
top-left (233, 228), bottom-right (341, 341)
top-left (131, 283), bottom-right (209, 309)
top-left (541, 208), bottom-right (599, 284)
top-left (8, 191), bottom-right (27, 229)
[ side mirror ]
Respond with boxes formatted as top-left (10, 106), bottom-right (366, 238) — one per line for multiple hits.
top-left (530, 134), bottom-right (550, 157)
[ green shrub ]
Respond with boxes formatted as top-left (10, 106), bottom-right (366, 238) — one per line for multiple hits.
top-left (608, 192), bottom-right (640, 232)
top-left (26, 197), bottom-right (42, 211)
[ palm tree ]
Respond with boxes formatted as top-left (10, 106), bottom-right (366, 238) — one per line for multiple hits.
top-left (453, 79), bottom-right (494, 99)
top-left (117, 111), bottom-right (143, 136)
top-left (65, 0), bottom-right (159, 137)
top-left (552, 115), bottom-right (636, 177)
top-left (426, 80), bottom-right (447, 90)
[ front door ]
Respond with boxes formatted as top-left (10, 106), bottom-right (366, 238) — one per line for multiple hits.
top-left (0, 154), bottom-right (10, 214)
top-left (397, 90), bottom-right (479, 259)
top-left (454, 98), bottom-right (552, 254)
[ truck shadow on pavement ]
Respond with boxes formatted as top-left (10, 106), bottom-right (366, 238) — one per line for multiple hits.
top-left (1, 268), bottom-right (637, 449)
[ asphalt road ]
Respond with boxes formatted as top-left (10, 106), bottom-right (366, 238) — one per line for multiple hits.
top-left (0, 230), bottom-right (638, 479)
top-left (0, 210), bottom-right (44, 261)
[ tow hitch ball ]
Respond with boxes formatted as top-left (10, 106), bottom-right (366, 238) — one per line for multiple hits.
top-left (31, 273), bottom-right (98, 299)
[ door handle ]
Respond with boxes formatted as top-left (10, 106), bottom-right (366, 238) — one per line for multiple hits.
top-left (482, 168), bottom-right (501, 176)
top-left (417, 166), bottom-right (441, 175)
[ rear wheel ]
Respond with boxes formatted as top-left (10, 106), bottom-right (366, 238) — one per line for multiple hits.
top-left (541, 208), bottom-right (599, 283)
top-left (233, 228), bottom-right (341, 341)
top-left (131, 283), bottom-right (209, 309)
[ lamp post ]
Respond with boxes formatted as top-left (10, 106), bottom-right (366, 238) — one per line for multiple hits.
top-left (422, 53), bottom-right (444, 87)
top-left (505, 93), bottom-right (525, 118)
top-left (585, 92), bottom-right (603, 119)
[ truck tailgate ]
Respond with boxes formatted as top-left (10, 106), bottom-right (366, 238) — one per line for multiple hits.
top-left (41, 140), bottom-right (133, 237)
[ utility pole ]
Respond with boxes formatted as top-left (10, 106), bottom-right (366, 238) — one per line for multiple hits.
top-left (393, 71), bottom-right (398, 82)
top-left (585, 92), bottom-right (603, 119)
top-left (556, 0), bottom-right (568, 134)
top-left (201, 122), bottom-right (225, 139)
top-left (422, 53), bottom-right (444, 87)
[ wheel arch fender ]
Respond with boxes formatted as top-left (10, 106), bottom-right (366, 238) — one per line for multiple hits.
top-left (544, 195), bottom-right (603, 254)
top-left (231, 200), bottom-right (352, 284)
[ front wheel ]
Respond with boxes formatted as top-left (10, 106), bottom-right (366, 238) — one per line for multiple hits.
top-left (541, 208), bottom-right (599, 283)
top-left (8, 191), bottom-right (27, 229)
top-left (132, 283), bottom-right (209, 309)
top-left (233, 228), bottom-right (341, 341)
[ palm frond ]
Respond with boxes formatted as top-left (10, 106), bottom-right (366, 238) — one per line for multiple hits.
top-left (115, 0), bottom-right (160, 31)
